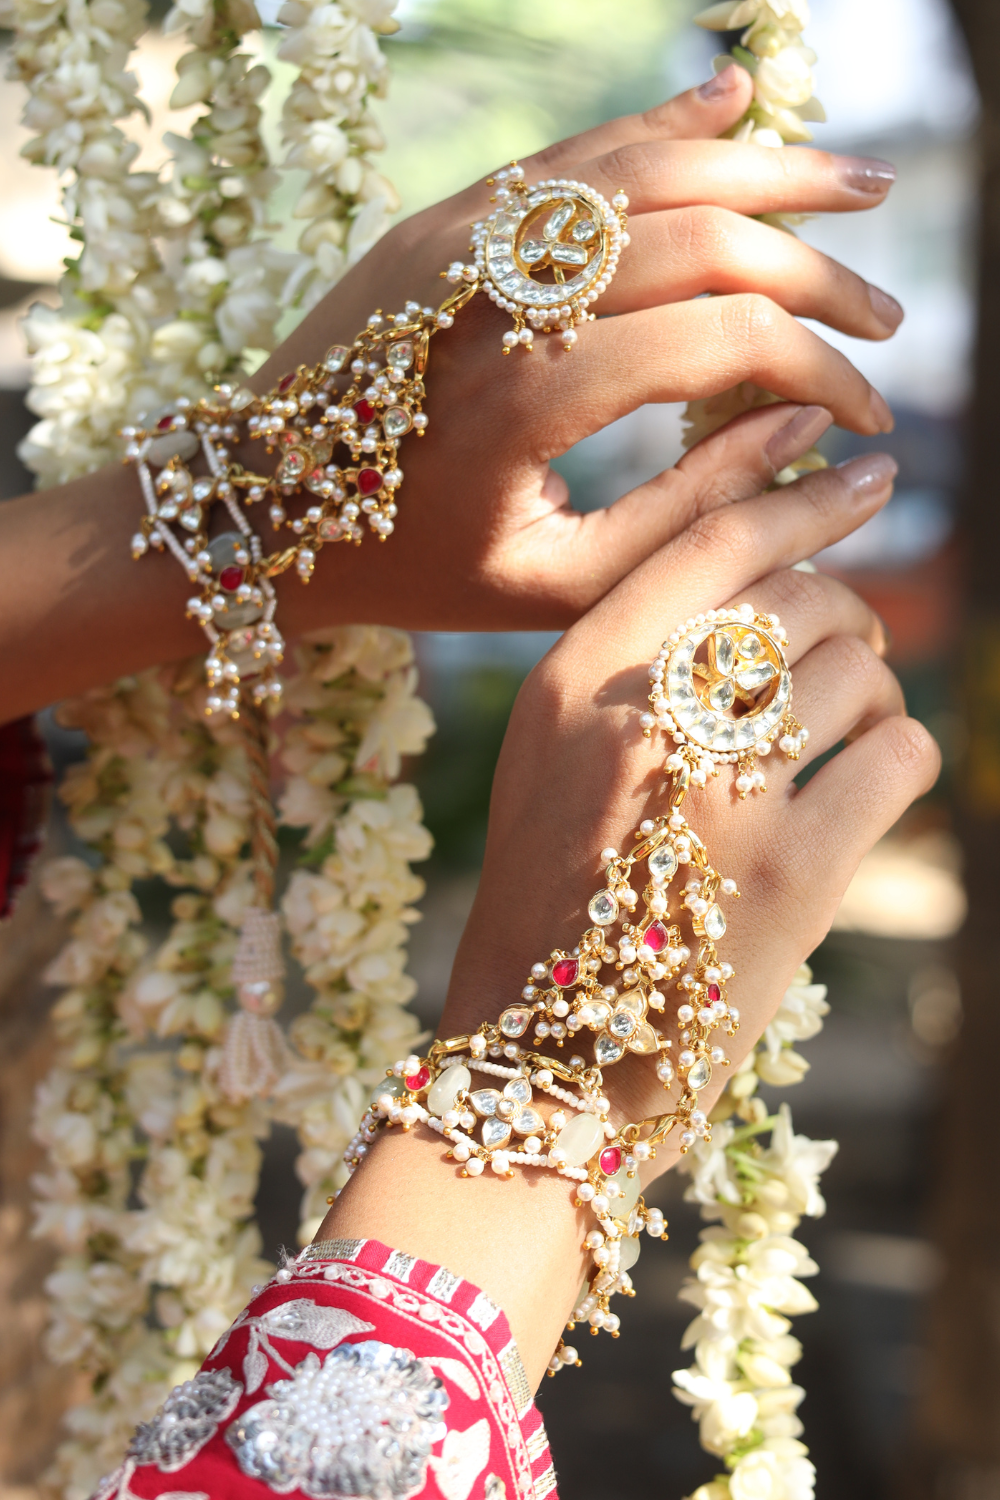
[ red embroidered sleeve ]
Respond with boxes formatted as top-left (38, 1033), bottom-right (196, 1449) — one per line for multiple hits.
top-left (92, 1237), bottom-right (557, 1500)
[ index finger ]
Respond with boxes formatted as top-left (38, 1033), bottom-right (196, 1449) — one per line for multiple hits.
top-left (571, 137), bottom-right (896, 218)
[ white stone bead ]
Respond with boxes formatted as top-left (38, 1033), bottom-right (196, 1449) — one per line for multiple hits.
top-left (427, 1064), bottom-right (470, 1117)
top-left (554, 1111), bottom-right (605, 1168)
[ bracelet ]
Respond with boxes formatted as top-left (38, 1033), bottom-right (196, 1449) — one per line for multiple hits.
top-left (342, 604), bottom-right (806, 1370)
top-left (117, 159), bottom-right (631, 1109)
top-left (122, 159), bottom-right (628, 719)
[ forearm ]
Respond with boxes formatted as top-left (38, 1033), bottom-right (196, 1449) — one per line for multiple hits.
top-left (321, 1127), bottom-right (592, 1390)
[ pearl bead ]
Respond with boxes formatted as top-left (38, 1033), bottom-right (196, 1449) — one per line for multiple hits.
top-left (466, 1157), bottom-right (484, 1175)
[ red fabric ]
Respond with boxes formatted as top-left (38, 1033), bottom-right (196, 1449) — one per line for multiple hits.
top-left (0, 715), bottom-right (51, 919)
top-left (94, 1237), bottom-right (557, 1500)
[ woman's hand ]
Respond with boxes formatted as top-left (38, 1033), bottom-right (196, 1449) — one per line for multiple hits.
top-left (441, 452), bottom-right (939, 1147)
top-left (267, 63), bottom-right (902, 635)
top-left (324, 446), bottom-right (939, 1384)
top-left (0, 68), bottom-right (901, 718)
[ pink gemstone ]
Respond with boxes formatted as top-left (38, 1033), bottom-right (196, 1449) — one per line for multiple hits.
top-left (599, 1147), bottom-right (621, 1177)
top-left (707, 983), bottom-right (721, 1003)
top-left (551, 958), bottom-right (579, 988)
top-left (357, 467), bottom-right (382, 495)
top-left (278, 372), bottom-right (296, 393)
top-left (643, 920), bottom-right (669, 953)
top-left (218, 566), bottom-right (244, 591)
top-left (405, 1067), bottom-right (430, 1092)
top-left (156, 414), bottom-right (174, 430)
top-left (354, 398), bottom-right (375, 424)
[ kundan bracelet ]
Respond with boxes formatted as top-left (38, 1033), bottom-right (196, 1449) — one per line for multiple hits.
top-left (342, 604), bottom-right (807, 1371)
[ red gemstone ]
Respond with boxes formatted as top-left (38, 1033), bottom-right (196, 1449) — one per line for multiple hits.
top-left (278, 371), bottom-right (296, 393)
top-left (599, 1147), bottom-right (622, 1177)
top-left (707, 983), bottom-right (722, 1003)
top-left (354, 399), bottom-right (375, 424)
top-left (643, 919), bottom-right (669, 953)
top-left (551, 958), bottom-right (579, 988)
top-left (156, 414), bottom-right (175, 430)
top-left (357, 467), bottom-right (383, 495)
top-left (218, 566), bottom-right (244, 591)
top-left (405, 1066), bottom-right (430, 1092)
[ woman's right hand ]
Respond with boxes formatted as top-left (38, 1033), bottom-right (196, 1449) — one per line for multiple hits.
top-left (327, 444), bottom-right (939, 1386)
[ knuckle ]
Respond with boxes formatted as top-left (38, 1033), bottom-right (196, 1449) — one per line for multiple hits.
top-left (826, 633), bottom-right (884, 694)
top-left (719, 291), bottom-right (782, 349)
top-left (762, 567), bottom-right (829, 624)
top-left (599, 141), bottom-right (655, 198)
top-left (640, 98), bottom-right (677, 134)
top-left (880, 716), bottom-right (941, 787)
top-left (673, 204), bottom-right (737, 264)
top-left (680, 507), bottom-right (751, 572)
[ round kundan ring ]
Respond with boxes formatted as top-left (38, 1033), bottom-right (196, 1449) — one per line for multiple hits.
top-left (643, 602), bottom-right (808, 796)
top-left (470, 161), bottom-right (630, 353)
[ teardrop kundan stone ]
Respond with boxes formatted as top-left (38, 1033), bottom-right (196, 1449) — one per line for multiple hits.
top-left (357, 467), bottom-right (383, 495)
top-left (384, 406), bottom-right (412, 438)
top-left (588, 890), bottom-right (618, 926)
top-left (551, 957), bottom-right (579, 988)
top-left (687, 1055), bottom-right (712, 1090)
top-left (703, 904), bottom-right (726, 941)
top-left (482, 1117), bottom-right (512, 1150)
top-left (599, 1146), bottom-right (621, 1176)
top-left (642, 919), bottom-right (668, 953)
top-left (404, 1066), bottom-right (430, 1092)
top-left (707, 983), bottom-right (722, 1003)
top-left (499, 1007), bottom-right (531, 1037)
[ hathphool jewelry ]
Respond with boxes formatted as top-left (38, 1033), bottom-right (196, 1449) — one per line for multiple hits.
top-left (123, 159), bottom-right (626, 719)
top-left (469, 161), bottom-right (629, 352)
top-left (342, 602), bottom-right (806, 1371)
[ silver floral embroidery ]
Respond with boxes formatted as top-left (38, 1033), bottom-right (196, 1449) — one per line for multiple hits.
top-left (128, 1367), bottom-right (243, 1472)
top-left (225, 1339), bottom-right (449, 1497)
top-left (221, 1298), bottom-right (375, 1394)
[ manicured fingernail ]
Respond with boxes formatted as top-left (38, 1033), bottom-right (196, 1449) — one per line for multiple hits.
top-left (765, 405), bottom-right (833, 473)
top-left (698, 64), bottom-right (741, 99)
top-left (836, 156), bottom-right (896, 193)
top-left (868, 285), bottom-right (904, 332)
top-left (836, 452), bottom-right (898, 493)
top-left (869, 387), bottom-right (894, 432)
top-left (876, 615), bottom-right (894, 656)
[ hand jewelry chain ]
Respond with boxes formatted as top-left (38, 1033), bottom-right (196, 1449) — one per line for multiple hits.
top-left (119, 162), bottom-right (631, 1105)
top-left (344, 604), bottom-right (806, 1372)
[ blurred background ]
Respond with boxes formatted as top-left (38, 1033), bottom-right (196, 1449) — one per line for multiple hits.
top-left (0, 0), bottom-right (995, 1495)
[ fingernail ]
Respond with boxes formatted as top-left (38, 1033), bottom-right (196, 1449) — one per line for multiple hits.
top-left (836, 156), bottom-right (896, 193)
top-left (698, 64), bottom-right (741, 100)
top-left (764, 405), bottom-right (833, 473)
top-left (836, 452), bottom-right (898, 494)
top-left (868, 285), bottom-right (904, 332)
top-left (876, 615), bottom-right (894, 657)
top-left (869, 387), bottom-right (894, 432)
